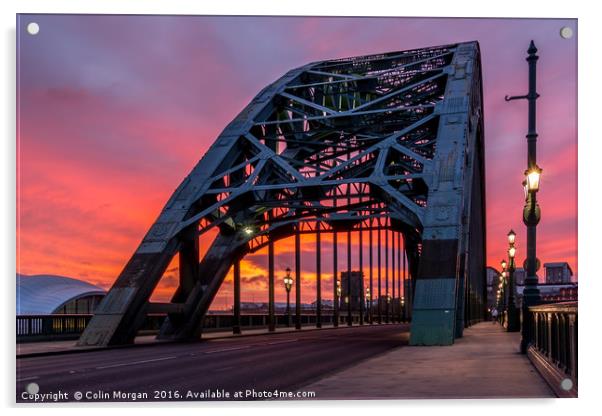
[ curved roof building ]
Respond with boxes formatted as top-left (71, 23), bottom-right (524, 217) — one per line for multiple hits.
top-left (17, 274), bottom-right (107, 315)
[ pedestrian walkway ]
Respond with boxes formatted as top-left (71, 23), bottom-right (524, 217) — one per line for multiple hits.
top-left (302, 322), bottom-right (555, 399)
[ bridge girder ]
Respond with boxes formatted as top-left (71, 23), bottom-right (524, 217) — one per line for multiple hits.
top-left (77, 42), bottom-right (485, 347)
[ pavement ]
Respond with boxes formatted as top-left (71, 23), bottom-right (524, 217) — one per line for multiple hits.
top-left (301, 322), bottom-right (555, 399)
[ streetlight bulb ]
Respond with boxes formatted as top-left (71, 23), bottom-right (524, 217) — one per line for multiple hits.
top-left (243, 226), bottom-right (254, 236)
top-left (501, 259), bottom-right (507, 270)
top-left (508, 246), bottom-right (516, 258)
top-left (525, 166), bottom-right (542, 192)
top-left (507, 229), bottom-right (516, 245)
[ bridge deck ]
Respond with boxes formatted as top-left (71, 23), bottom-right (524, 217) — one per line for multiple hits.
top-left (303, 322), bottom-right (555, 399)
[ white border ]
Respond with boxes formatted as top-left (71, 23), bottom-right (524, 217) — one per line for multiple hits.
top-left (2, 1), bottom-right (601, 415)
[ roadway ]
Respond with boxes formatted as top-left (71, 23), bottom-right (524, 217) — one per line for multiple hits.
top-left (16, 323), bottom-right (409, 402)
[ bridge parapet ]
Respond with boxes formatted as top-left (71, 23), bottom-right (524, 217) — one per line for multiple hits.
top-left (524, 301), bottom-right (577, 397)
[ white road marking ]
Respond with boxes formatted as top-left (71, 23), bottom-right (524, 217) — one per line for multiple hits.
top-left (203, 346), bottom-right (250, 354)
top-left (17, 376), bottom-right (39, 382)
top-left (266, 339), bottom-right (298, 345)
top-left (95, 356), bottom-right (177, 370)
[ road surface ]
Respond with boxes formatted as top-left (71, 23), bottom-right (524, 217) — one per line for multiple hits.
top-left (17, 324), bottom-right (408, 402)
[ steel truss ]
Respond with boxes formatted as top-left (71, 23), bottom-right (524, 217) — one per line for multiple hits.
top-left (78, 42), bottom-right (486, 347)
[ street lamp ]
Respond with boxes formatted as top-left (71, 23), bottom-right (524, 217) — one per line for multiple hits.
top-left (506, 231), bottom-right (519, 332)
top-left (505, 40), bottom-right (542, 352)
top-left (500, 260), bottom-right (507, 317)
top-left (525, 166), bottom-right (542, 193)
top-left (283, 267), bottom-right (293, 327)
top-left (400, 296), bottom-right (405, 322)
top-left (365, 287), bottom-right (371, 320)
top-left (507, 229), bottom-right (516, 245)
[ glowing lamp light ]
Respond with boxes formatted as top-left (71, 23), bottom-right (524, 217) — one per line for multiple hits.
top-left (242, 226), bottom-right (254, 236)
top-left (501, 259), bottom-right (507, 270)
top-left (507, 229), bottom-right (516, 245)
top-left (283, 267), bottom-right (293, 291)
top-left (525, 166), bottom-right (542, 193)
top-left (508, 246), bottom-right (516, 258)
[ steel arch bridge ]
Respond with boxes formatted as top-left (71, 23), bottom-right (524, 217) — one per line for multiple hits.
top-left (78, 41), bottom-right (486, 347)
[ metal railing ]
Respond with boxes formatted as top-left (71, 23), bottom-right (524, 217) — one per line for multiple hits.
top-left (525, 302), bottom-right (577, 391)
top-left (17, 312), bottom-right (404, 342)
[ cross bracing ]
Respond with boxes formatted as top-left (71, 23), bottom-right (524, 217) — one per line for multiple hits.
top-left (78, 42), bottom-right (486, 347)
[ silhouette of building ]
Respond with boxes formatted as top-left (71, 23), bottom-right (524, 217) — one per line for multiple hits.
top-left (544, 262), bottom-right (573, 284)
top-left (514, 267), bottom-right (527, 286)
top-left (340, 271), bottom-right (364, 311)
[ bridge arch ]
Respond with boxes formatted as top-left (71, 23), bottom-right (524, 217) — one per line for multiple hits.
top-left (78, 41), bottom-right (485, 347)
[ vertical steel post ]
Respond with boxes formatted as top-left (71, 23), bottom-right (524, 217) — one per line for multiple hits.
top-left (377, 219), bottom-right (382, 324)
top-left (397, 232), bottom-right (401, 323)
top-left (385, 225), bottom-right (389, 323)
top-left (402, 235), bottom-right (406, 322)
top-left (233, 260), bottom-right (241, 334)
top-left (369, 219), bottom-right (374, 324)
top-left (268, 229), bottom-right (275, 332)
top-left (316, 221), bottom-right (322, 328)
top-left (392, 228), bottom-right (396, 323)
top-left (359, 216), bottom-right (364, 325)
top-left (347, 230), bottom-right (352, 326)
top-left (295, 225), bottom-right (302, 330)
top-left (333, 229), bottom-right (339, 327)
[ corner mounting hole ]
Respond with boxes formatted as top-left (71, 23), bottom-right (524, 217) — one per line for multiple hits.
top-left (560, 378), bottom-right (573, 391)
top-left (27, 22), bottom-right (40, 35)
top-left (560, 26), bottom-right (573, 39)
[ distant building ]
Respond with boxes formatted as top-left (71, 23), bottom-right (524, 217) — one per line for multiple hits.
top-left (516, 282), bottom-right (578, 305)
top-left (514, 267), bottom-right (527, 286)
top-left (544, 262), bottom-right (573, 284)
top-left (17, 274), bottom-right (106, 315)
top-left (340, 271), bottom-right (364, 311)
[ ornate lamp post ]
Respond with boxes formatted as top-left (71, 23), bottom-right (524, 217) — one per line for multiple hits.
top-left (335, 279), bottom-right (342, 324)
top-left (283, 267), bottom-right (293, 327)
top-left (500, 260), bottom-right (507, 324)
top-left (400, 297), bottom-right (405, 323)
top-left (506, 230), bottom-right (520, 332)
top-left (365, 287), bottom-right (371, 321)
top-left (506, 41), bottom-right (543, 352)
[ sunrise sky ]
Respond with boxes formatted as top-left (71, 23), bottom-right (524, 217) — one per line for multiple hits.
top-left (16, 15), bottom-right (577, 309)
